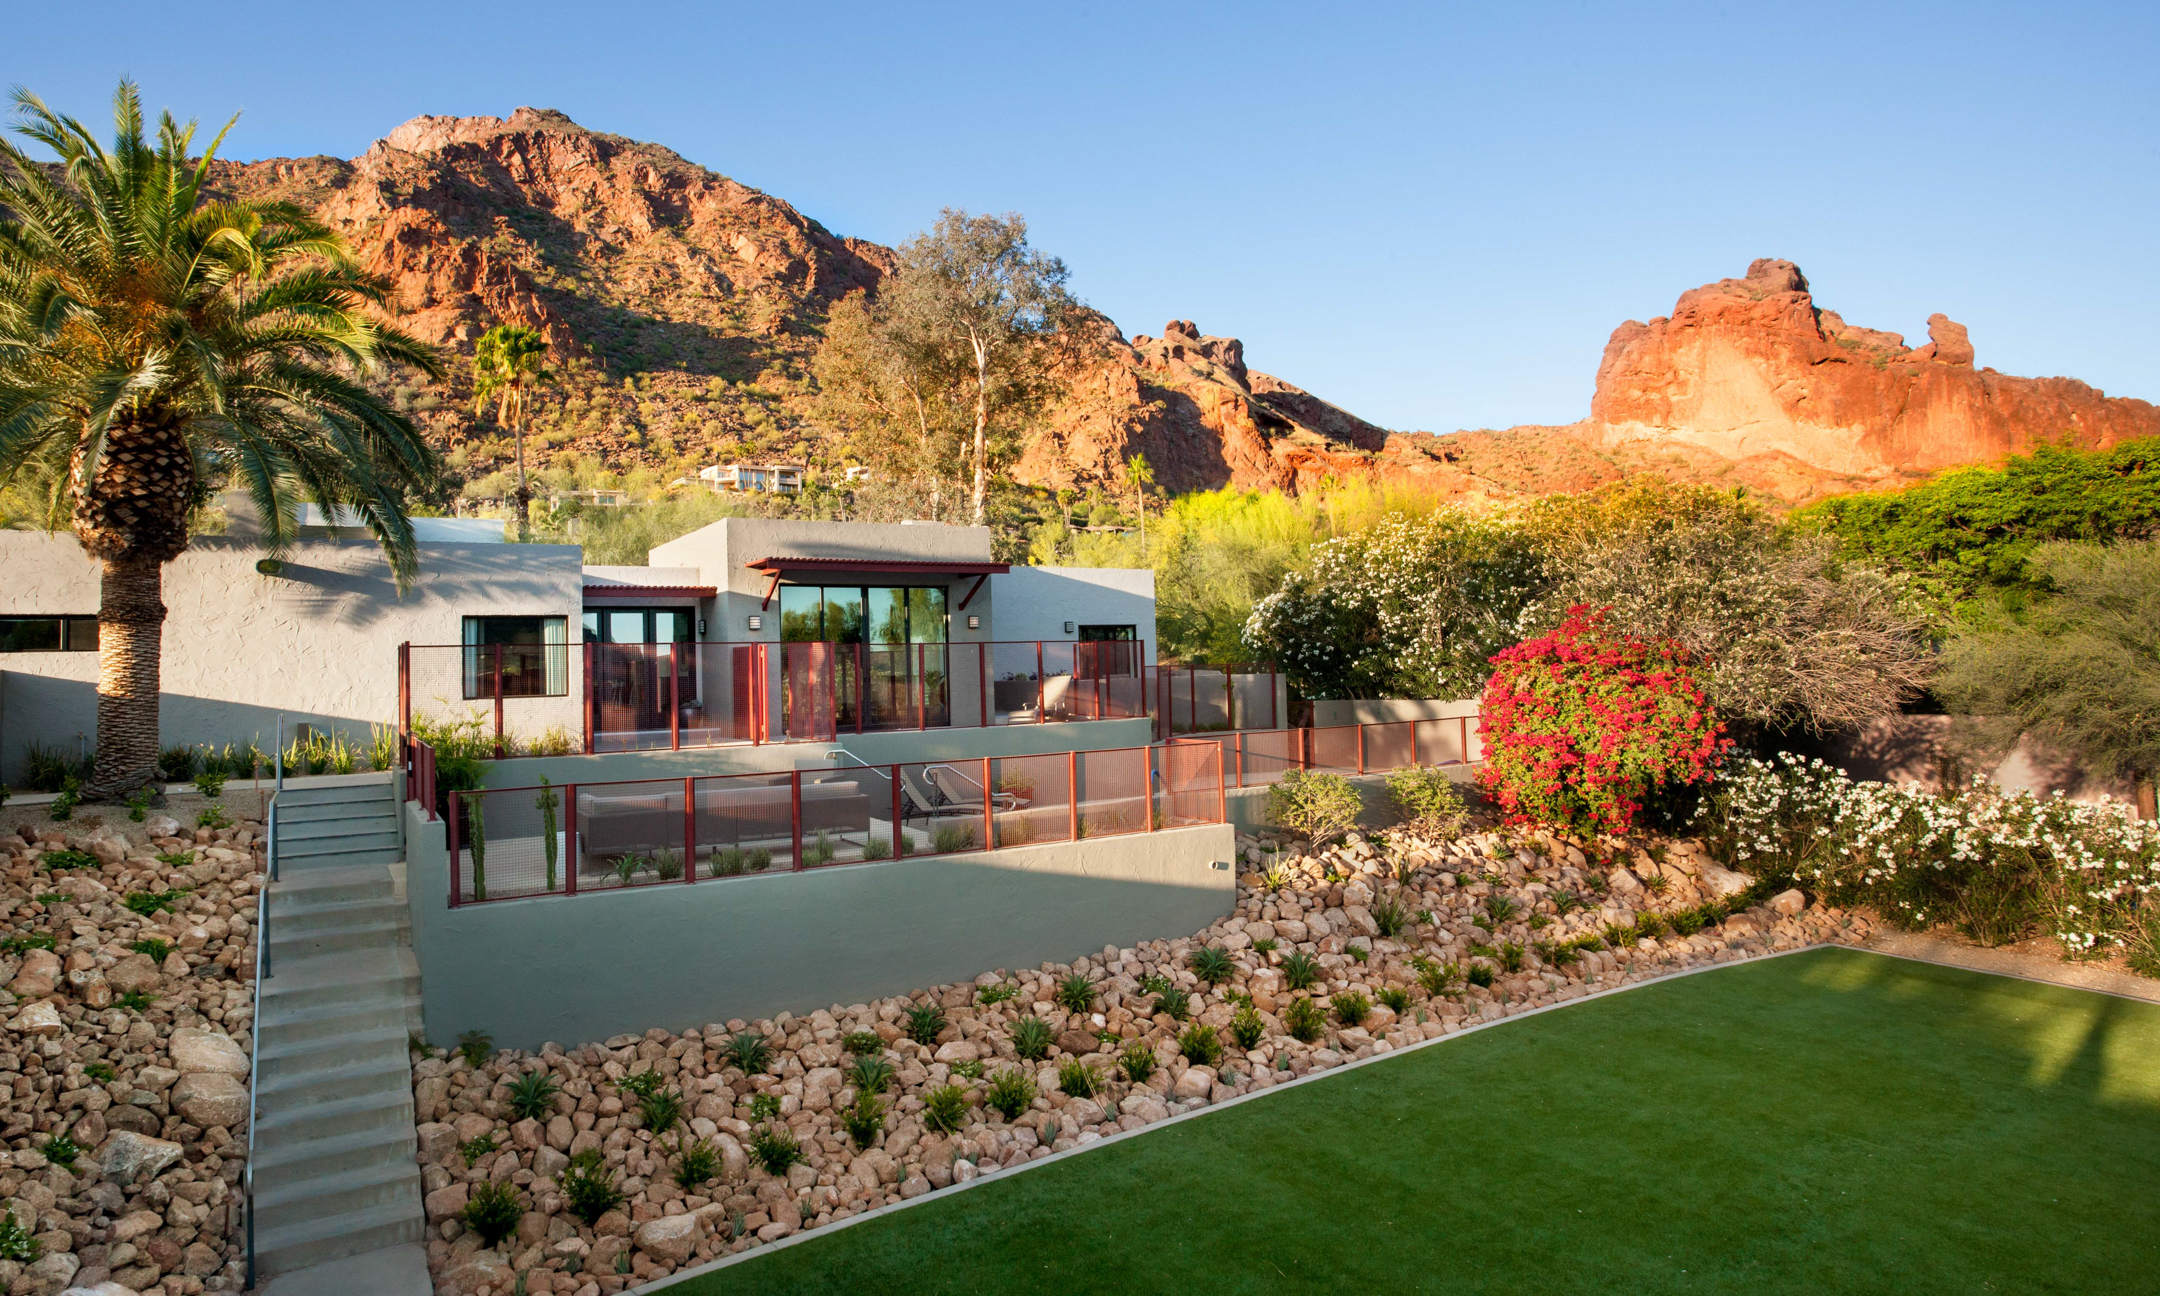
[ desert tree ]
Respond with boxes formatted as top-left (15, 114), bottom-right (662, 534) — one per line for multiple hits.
top-left (882, 210), bottom-right (1087, 525)
top-left (1937, 540), bottom-right (2160, 818)
top-left (0, 83), bottom-right (443, 796)
top-left (470, 323), bottom-right (550, 540)
top-left (810, 289), bottom-right (967, 519)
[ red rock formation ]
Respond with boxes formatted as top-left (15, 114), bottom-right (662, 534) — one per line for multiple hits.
top-left (1589, 258), bottom-right (2160, 481)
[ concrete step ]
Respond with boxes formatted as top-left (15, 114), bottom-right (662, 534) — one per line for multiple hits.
top-left (258, 1030), bottom-right (414, 1091)
top-left (257, 948), bottom-right (419, 1018)
top-left (280, 814), bottom-right (399, 843)
top-left (276, 782), bottom-right (397, 809)
top-left (256, 1158), bottom-right (421, 1224)
top-left (267, 865), bottom-right (395, 908)
top-left (269, 893), bottom-right (404, 930)
top-left (256, 1196), bottom-right (426, 1280)
top-left (277, 844), bottom-right (406, 872)
top-left (253, 1084), bottom-right (415, 1146)
top-left (259, 993), bottom-right (419, 1050)
top-left (270, 918), bottom-right (407, 960)
top-left (259, 1241), bottom-right (432, 1296)
top-left (254, 1126), bottom-right (423, 1195)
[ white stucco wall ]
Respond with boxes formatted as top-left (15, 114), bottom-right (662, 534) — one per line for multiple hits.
top-left (984, 566), bottom-right (1156, 657)
top-left (0, 531), bottom-right (584, 781)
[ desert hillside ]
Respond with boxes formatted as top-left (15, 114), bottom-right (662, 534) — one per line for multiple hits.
top-left (210, 112), bottom-right (2159, 507)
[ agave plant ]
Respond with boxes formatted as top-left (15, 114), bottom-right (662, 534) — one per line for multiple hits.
top-left (0, 82), bottom-right (443, 796)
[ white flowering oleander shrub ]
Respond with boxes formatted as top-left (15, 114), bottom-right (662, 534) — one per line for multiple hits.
top-left (1695, 752), bottom-right (2160, 966)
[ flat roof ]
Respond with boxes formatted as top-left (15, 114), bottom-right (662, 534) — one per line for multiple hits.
top-left (583, 584), bottom-right (717, 599)
top-left (742, 557), bottom-right (1012, 576)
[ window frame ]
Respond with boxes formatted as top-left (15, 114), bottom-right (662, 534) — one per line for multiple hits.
top-left (0, 617), bottom-right (99, 653)
top-left (460, 615), bottom-right (570, 699)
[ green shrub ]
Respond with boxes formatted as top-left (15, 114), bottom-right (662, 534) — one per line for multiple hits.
top-left (803, 831), bottom-right (836, 867)
top-left (1499, 941), bottom-right (1526, 972)
top-left (1138, 973), bottom-right (1172, 997)
top-left (1377, 986), bottom-right (1412, 1014)
top-left (1466, 964), bottom-right (1496, 988)
top-left (847, 1054), bottom-right (894, 1096)
top-left (155, 851), bottom-right (193, 868)
top-left (842, 1094), bottom-right (885, 1148)
top-left (1371, 895), bottom-right (1408, 939)
top-left (1284, 996), bottom-right (1327, 1042)
top-left (1152, 986), bottom-right (1191, 1021)
top-left (951, 1059), bottom-right (984, 1080)
top-left (1410, 956), bottom-right (1461, 996)
top-left (1252, 937), bottom-right (1279, 953)
top-left (196, 803), bottom-right (228, 830)
top-left (1116, 1039), bottom-right (1158, 1083)
top-left (922, 1083), bottom-right (970, 1134)
top-left (1230, 1005), bottom-right (1266, 1050)
top-left (977, 982), bottom-right (1018, 1006)
top-left (461, 1180), bottom-right (524, 1247)
top-left (1279, 952), bottom-right (1320, 991)
top-left (84, 1062), bottom-right (115, 1083)
top-left (38, 1132), bottom-right (80, 1169)
top-left (1053, 973), bottom-right (1095, 1014)
top-left (1484, 894), bottom-right (1519, 925)
top-left (40, 850), bottom-right (96, 872)
top-left (932, 823), bottom-right (979, 854)
top-left (458, 1131), bottom-right (500, 1163)
top-left (904, 1003), bottom-right (948, 1045)
top-left (617, 1069), bottom-right (666, 1101)
top-left (558, 1149), bottom-right (623, 1224)
top-left (458, 1030), bottom-right (495, 1068)
top-left (48, 778), bottom-right (80, 821)
top-left (115, 990), bottom-right (156, 1013)
top-left (637, 1090), bottom-right (684, 1134)
top-left (193, 769), bottom-right (227, 799)
top-left (34, 893), bottom-right (65, 906)
top-left (673, 1137), bottom-right (720, 1188)
top-left (1010, 1015), bottom-right (1055, 1060)
top-left (1265, 769), bottom-right (1363, 845)
top-left (0, 1210), bottom-right (39, 1262)
top-left (1636, 913), bottom-right (1669, 940)
top-left (1332, 991), bottom-right (1371, 1027)
top-left (0, 933), bottom-right (54, 954)
top-left (130, 938), bottom-right (172, 961)
top-left (1055, 1056), bottom-right (1101, 1099)
top-left (157, 745), bottom-right (198, 782)
top-left (124, 788), bottom-right (151, 822)
top-left (841, 1030), bottom-right (884, 1057)
top-left (1387, 766), bottom-right (1469, 837)
top-left (749, 1125), bottom-right (804, 1175)
top-left (983, 1068), bottom-right (1037, 1121)
top-left (859, 835), bottom-right (892, 861)
top-left (1177, 1023), bottom-right (1223, 1068)
top-left (122, 888), bottom-right (188, 917)
top-left (505, 1070), bottom-right (560, 1120)
top-left (724, 1032), bottom-right (772, 1074)
top-left (1187, 946), bottom-right (1234, 985)
top-left (746, 1094), bottom-right (782, 1123)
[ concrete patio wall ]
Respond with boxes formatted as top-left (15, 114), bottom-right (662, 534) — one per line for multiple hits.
top-left (402, 801), bottom-right (1236, 1051)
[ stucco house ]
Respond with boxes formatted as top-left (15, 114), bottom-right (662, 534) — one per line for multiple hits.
top-left (0, 515), bottom-right (1160, 783)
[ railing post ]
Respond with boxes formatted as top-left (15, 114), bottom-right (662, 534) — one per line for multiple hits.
top-left (448, 790), bottom-right (463, 908)
top-left (669, 646), bottom-right (681, 752)
top-left (1035, 642), bottom-right (1045, 723)
top-left (565, 783), bottom-right (578, 895)
top-left (790, 770), bottom-right (804, 870)
top-left (917, 643), bottom-right (927, 730)
top-left (1357, 723), bottom-right (1366, 775)
top-left (855, 642), bottom-right (866, 736)
top-left (583, 645), bottom-right (595, 755)
top-left (1270, 666), bottom-right (1279, 730)
top-left (1217, 742), bottom-right (1227, 824)
top-left (1236, 733), bottom-right (1245, 789)
top-left (982, 756), bottom-right (995, 848)
top-left (683, 776), bottom-right (696, 882)
top-left (1411, 722), bottom-right (1420, 768)
top-left (398, 642), bottom-right (411, 746)
top-left (891, 764), bottom-right (903, 856)
top-left (1462, 714), bottom-right (1471, 764)
top-left (1224, 666), bottom-right (1233, 731)
top-left (493, 644), bottom-right (505, 759)
top-left (978, 643), bottom-right (989, 728)
top-left (1067, 750), bottom-right (1079, 842)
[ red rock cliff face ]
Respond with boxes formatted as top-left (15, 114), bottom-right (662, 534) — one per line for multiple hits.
top-left (1590, 258), bottom-right (2160, 480)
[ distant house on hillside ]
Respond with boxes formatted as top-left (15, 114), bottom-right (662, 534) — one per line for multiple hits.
top-left (699, 463), bottom-right (804, 495)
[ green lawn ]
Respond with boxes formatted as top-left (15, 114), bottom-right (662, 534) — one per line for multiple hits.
top-left (668, 949), bottom-right (2160, 1295)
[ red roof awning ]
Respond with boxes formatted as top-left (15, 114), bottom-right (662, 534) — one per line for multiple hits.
top-left (742, 557), bottom-right (1010, 576)
top-left (583, 584), bottom-right (716, 599)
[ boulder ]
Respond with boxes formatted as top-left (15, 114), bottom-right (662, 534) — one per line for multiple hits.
top-left (932, 1039), bottom-right (981, 1065)
top-left (634, 1212), bottom-right (702, 1263)
top-left (1697, 864), bottom-right (1752, 898)
top-left (9, 1000), bottom-right (63, 1035)
top-left (167, 1028), bottom-right (249, 1078)
top-left (1770, 888), bottom-right (1807, 916)
top-left (172, 1072), bottom-right (249, 1128)
top-left (105, 954), bottom-right (161, 995)
top-left (1172, 1066), bottom-right (1215, 1100)
top-left (423, 1182), bottom-right (468, 1221)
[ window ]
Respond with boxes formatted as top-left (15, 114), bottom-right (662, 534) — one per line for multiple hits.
top-left (778, 585), bottom-right (947, 643)
top-left (1077, 624), bottom-right (1135, 642)
top-left (580, 608), bottom-right (692, 644)
top-left (462, 616), bottom-right (568, 698)
top-left (0, 617), bottom-right (98, 652)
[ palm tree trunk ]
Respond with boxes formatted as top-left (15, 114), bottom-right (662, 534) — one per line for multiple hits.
top-left (87, 552), bottom-right (166, 798)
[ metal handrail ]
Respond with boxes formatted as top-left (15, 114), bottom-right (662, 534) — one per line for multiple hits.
top-left (244, 786), bottom-right (277, 1290)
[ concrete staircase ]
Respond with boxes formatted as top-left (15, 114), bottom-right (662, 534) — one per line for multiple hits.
top-left (250, 779), bottom-right (430, 1286)
top-left (272, 780), bottom-right (403, 871)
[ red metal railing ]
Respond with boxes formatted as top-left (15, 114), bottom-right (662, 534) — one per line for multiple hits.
top-left (1153, 662), bottom-right (1280, 739)
top-left (406, 740), bottom-right (438, 821)
top-left (440, 740), bottom-right (1223, 907)
top-left (1172, 716), bottom-right (1483, 787)
top-left (780, 640), bottom-right (1147, 740)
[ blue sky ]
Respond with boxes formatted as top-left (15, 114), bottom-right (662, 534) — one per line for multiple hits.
top-left (10, 1), bottom-right (2155, 431)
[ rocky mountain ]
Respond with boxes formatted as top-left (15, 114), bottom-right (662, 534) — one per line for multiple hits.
top-left (206, 110), bottom-right (2157, 508)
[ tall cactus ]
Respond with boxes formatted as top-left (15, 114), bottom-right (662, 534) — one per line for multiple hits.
top-left (536, 776), bottom-right (560, 892)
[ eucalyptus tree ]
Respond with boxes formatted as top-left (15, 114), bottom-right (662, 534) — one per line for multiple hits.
top-left (0, 83), bottom-right (444, 796)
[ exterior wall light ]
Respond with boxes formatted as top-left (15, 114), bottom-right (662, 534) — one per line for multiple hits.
top-left (1063, 621), bottom-right (1075, 634)
top-left (966, 615), bottom-right (980, 630)
top-left (747, 614), bottom-right (763, 632)
top-left (697, 618), bottom-right (707, 637)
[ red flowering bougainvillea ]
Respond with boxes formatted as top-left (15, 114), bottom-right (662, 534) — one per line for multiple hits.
top-left (1476, 606), bottom-right (1728, 835)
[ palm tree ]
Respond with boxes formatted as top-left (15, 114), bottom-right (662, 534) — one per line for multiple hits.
top-left (0, 83), bottom-right (445, 798)
top-left (470, 323), bottom-right (549, 541)
top-left (1123, 452), bottom-right (1155, 555)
